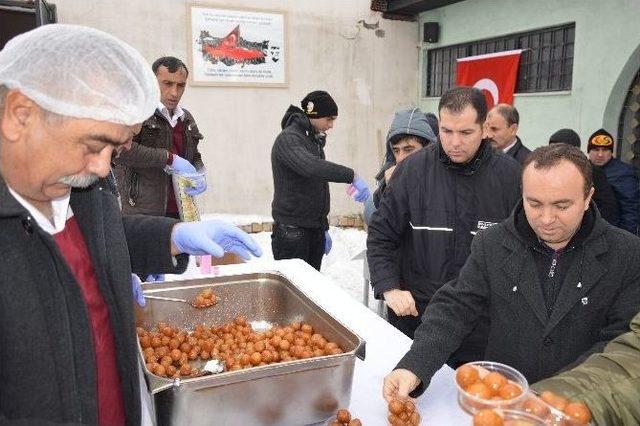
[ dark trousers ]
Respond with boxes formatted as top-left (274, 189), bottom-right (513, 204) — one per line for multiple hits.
top-left (387, 297), bottom-right (489, 369)
top-left (271, 223), bottom-right (325, 271)
top-left (387, 299), bottom-right (428, 339)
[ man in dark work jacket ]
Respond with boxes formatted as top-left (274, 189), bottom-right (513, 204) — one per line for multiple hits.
top-left (271, 90), bottom-right (370, 270)
top-left (367, 87), bottom-right (521, 368)
top-left (382, 144), bottom-right (640, 402)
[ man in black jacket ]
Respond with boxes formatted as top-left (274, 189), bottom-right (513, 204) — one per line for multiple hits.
top-left (367, 87), bottom-right (521, 364)
top-left (271, 90), bottom-right (370, 270)
top-left (383, 144), bottom-right (640, 402)
top-left (0, 25), bottom-right (261, 425)
top-left (549, 128), bottom-right (619, 227)
top-left (485, 103), bottom-right (531, 164)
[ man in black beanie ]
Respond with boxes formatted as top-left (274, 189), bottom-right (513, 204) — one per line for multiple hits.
top-left (587, 128), bottom-right (639, 234)
top-left (270, 90), bottom-right (370, 270)
top-left (549, 128), bottom-right (619, 227)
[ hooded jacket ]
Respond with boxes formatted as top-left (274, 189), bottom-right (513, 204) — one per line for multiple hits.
top-left (369, 107), bottom-right (437, 214)
top-left (397, 201), bottom-right (640, 394)
top-left (271, 105), bottom-right (354, 229)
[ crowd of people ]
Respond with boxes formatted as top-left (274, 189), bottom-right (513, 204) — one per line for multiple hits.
top-left (266, 76), bottom-right (640, 423)
top-left (0, 22), bottom-right (638, 426)
top-left (365, 94), bottom-right (640, 425)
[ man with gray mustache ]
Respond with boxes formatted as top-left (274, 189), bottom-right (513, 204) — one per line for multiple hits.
top-left (0, 24), bottom-right (261, 425)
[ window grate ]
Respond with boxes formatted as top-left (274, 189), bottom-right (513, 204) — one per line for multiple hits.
top-left (425, 23), bottom-right (575, 97)
top-left (617, 68), bottom-right (640, 172)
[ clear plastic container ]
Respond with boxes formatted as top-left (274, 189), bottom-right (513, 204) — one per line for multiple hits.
top-left (516, 391), bottom-right (594, 426)
top-left (456, 361), bottom-right (529, 415)
top-left (499, 409), bottom-right (546, 426)
top-left (171, 171), bottom-right (203, 222)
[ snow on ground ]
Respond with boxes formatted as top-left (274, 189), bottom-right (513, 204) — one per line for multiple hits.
top-left (195, 213), bottom-right (383, 314)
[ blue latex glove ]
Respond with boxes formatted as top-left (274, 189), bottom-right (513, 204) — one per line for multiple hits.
top-left (324, 231), bottom-right (332, 255)
top-left (145, 274), bottom-right (165, 282)
top-left (131, 274), bottom-right (145, 307)
top-left (172, 219), bottom-right (263, 260)
top-left (181, 172), bottom-right (207, 196)
top-left (169, 154), bottom-right (197, 174)
top-left (351, 175), bottom-right (371, 203)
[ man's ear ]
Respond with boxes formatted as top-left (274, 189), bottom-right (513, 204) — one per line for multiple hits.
top-left (1, 90), bottom-right (38, 143)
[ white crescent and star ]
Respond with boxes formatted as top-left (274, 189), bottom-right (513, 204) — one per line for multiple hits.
top-left (473, 78), bottom-right (499, 106)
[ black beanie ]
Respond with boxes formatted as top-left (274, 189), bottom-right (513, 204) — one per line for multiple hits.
top-left (301, 90), bottom-right (338, 118)
top-left (549, 128), bottom-right (581, 148)
top-left (587, 128), bottom-right (614, 152)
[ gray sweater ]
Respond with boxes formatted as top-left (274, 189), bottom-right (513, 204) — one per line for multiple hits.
top-left (271, 105), bottom-right (354, 229)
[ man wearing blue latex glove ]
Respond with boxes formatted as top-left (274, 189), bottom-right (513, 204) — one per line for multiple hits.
top-left (324, 231), bottom-right (332, 254)
top-left (114, 56), bottom-right (207, 219)
top-left (271, 90), bottom-right (368, 270)
top-left (171, 219), bottom-right (263, 260)
top-left (350, 175), bottom-right (371, 202)
top-left (0, 25), bottom-right (203, 425)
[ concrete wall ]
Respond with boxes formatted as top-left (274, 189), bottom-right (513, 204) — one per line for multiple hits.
top-left (52, 0), bottom-right (419, 215)
top-left (417, 0), bottom-right (640, 154)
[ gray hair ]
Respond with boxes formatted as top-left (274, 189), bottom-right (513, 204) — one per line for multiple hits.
top-left (0, 84), bottom-right (68, 127)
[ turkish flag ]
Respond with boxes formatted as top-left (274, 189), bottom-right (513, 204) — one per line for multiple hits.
top-left (456, 50), bottom-right (522, 107)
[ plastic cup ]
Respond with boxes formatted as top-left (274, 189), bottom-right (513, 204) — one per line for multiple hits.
top-left (456, 361), bottom-right (529, 415)
top-left (171, 170), bottom-right (204, 222)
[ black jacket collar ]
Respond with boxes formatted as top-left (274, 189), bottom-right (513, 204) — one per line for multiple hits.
top-left (0, 174), bottom-right (29, 218)
top-left (437, 139), bottom-right (493, 176)
top-left (509, 199), bottom-right (601, 252)
top-left (280, 105), bottom-right (325, 147)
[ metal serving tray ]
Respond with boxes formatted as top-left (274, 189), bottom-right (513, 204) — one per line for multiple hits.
top-left (138, 271), bottom-right (366, 426)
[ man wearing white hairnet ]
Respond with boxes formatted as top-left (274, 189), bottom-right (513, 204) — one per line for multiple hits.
top-left (0, 24), bottom-right (261, 425)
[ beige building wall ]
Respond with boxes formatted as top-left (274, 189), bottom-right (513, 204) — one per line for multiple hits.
top-left (53, 0), bottom-right (419, 216)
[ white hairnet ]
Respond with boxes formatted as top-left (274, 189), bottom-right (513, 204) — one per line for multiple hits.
top-left (0, 24), bottom-right (159, 125)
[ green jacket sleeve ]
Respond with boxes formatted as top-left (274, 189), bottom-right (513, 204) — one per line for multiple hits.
top-left (532, 312), bottom-right (640, 426)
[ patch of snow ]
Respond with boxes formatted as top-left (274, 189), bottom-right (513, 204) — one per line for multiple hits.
top-left (180, 213), bottom-right (385, 315)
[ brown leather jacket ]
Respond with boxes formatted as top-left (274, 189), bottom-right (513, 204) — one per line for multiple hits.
top-left (114, 108), bottom-right (204, 215)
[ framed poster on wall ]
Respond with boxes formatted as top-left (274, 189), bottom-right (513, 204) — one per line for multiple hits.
top-left (188, 4), bottom-right (287, 87)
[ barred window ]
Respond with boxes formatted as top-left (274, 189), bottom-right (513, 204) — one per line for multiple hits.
top-left (425, 23), bottom-right (575, 97)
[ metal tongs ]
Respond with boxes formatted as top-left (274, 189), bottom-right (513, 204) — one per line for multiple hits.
top-left (143, 294), bottom-right (196, 307)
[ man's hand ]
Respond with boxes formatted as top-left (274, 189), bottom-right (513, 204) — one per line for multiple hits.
top-left (384, 165), bottom-right (397, 183)
top-left (171, 220), bottom-right (263, 259)
top-left (383, 369), bottom-right (421, 403)
top-left (383, 289), bottom-right (419, 317)
top-left (348, 175), bottom-right (371, 203)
